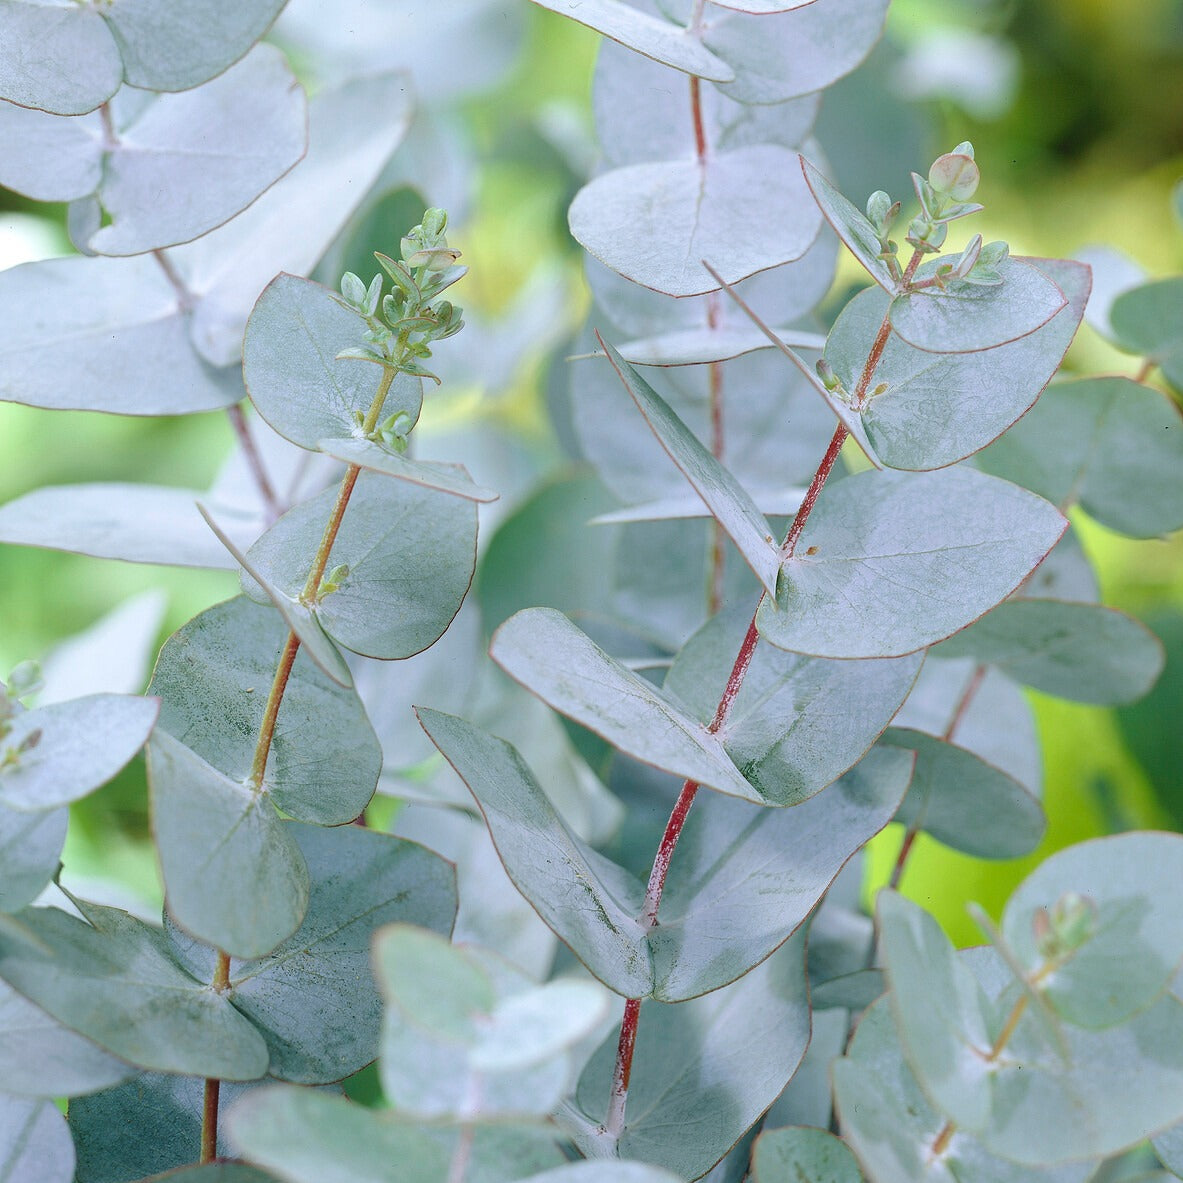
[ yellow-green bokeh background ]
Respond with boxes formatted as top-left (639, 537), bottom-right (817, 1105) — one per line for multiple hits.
top-left (1, 0), bottom-right (1181, 935)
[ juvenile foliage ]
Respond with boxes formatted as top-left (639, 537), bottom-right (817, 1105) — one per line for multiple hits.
top-left (0, 3), bottom-right (1181, 1183)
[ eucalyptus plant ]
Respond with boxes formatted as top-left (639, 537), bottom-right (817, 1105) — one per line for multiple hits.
top-left (0, 2), bottom-right (1181, 1183)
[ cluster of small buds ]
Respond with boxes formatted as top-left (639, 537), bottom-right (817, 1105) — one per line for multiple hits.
top-left (336, 207), bottom-right (466, 394)
top-left (864, 143), bottom-right (1010, 289)
top-left (1032, 891), bottom-right (1099, 962)
top-left (0, 661), bottom-right (43, 766)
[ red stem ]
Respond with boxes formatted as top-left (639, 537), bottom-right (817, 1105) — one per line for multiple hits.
top-left (604, 998), bottom-right (642, 1137)
top-left (781, 423), bottom-right (848, 558)
top-left (227, 405), bottom-right (282, 524)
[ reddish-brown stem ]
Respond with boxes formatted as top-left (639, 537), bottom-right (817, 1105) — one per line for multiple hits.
top-left (640, 779), bottom-right (701, 929)
top-left (200, 952), bottom-right (232, 1163)
top-left (781, 423), bottom-right (849, 558)
top-left (249, 630), bottom-right (301, 787)
top-left (227, 405), bottom-right (282, 524)
top-left (302, 465), bottom-right (361, 602)
top-left (689, 76), bottom-right (708, 162)
top-left (604, 998), bottom-right (642, 1137)
top-left (889, 663), bottom-right (989, 892)
top-left (1135, 358), bottom-right (1155, 384)
top-left (709, 614), bottom-right (760, 732)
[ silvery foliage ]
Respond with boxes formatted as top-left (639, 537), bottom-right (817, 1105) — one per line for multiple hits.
top-left (0, 2), bottom-right (1181, 1182)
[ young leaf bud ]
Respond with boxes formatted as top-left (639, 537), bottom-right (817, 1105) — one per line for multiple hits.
top-left (929, 151), bottom-right (981, 202)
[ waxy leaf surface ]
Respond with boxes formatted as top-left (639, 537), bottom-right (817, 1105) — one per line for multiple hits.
top-left (705, 0), bottom-right (890, 103)
top-left (1002, 832), bottom-right (1183, 1029)
top-left (376, 926), bottom-right (608, 1118)
top-left (833, 992), bottom-right (1094, 1183)
top-left (529, 0), bottom-right (734, 79)
top-left (756, 467), bottom-right (1066, 658)
top-left (150, 596), bottom-right (380, 825)
top-left (0, 693), bottom-right (157, 811)
top-left (0, 256), bottom-right (244, 415)
top-left (825, 259), bottom-right (1089, 469)
top-left (753, 1127), bottom-right (863, 1183)
top-left (228, 1085), bottom-right (564, 1183)
top-left (934, 598), bottom-right (1164, 706)
top-left (573, 937), bottom-right (810, 1179)
top-left (0, 803), bottom-right (65, 911)
top-left (244, 273), bottom-right (421, 450)
top-left (801, 156), bottom-right (897, 290)
top-left (1110, 277), bottom-right (1183, 390)
top-left (569, 145), bottom-right (820, 297)
top-left (0, 980), bottom-right (133, 1098)
top-left (0, 1094), bottom-right (73, 1183)
top-left (883, 728), bottom-right (1045, 860)
top-left (420, 709), bottom-right (910, 1001)
top-left (490, 608), bottom-right (759, 803)
top-left (0, 901), bottom-right (269, 1079)
top-left (0, 1), bottom-right (121, 113)
top-left (665, 606), bottom-right (923, 805)
top-left (974, 376), bottom-right (1183, 538)
top-left (599, 339), bottom-right (781, 595)
top-left (168, 825), bottom-right (457, 1083)
top-left (889, 257), bottom-right (1066, 354)
top-left (318, 439), bottom-right (499, 502)
top-left (242, 473), bottom-right (477, 661)
top-left (171, 71), bottom-right (414, 368)
top-left (879, 891), bottom-right (996, 1131)
top-left (0, 483), bottom-right (258, 568)
top-left (147, 731), bottom-right (310, 960)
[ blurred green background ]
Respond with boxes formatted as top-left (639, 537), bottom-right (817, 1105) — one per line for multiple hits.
top-left (1, 0), bottom-right (1181, 940)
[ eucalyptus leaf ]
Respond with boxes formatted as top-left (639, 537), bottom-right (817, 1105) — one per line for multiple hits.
top-left (172, 71), bottom-right (414, 368)
top-left (933, 599), bottom-right (1164, 706)
top-left (318, 439), bottom-right (499, 501)
top-left (147, 730), bottom-right (310, 960)
top-left (198, 503), bottom-right (354, 688)
top-left (150, 596), bottom-right (380, 825)
top-left (664, 606), bottom-right (923, 806)
top-left (0, 256), bottom-right (244, 414)
top-left (242, 472), bottom-right (477, 661)
top-left (889, 256), bottom-right (1067, 354)
top-left (800, 156), bottom-right (897, 290)
top-left (1110, 277), bottom-right (1183, 391)
top-left (100, 0), bottom-right (287, 93)
top-left (528, 0), bottom-right (734, 80)
top-left (0, 901), bottom-right (270, 1079)
top-left (1001, 832), bottom-right (1183, 1030)
top-left (244, 272), bottom-right (421, 451)
top-left (705, 0), bottom-right (890, 104)
top-left (0, 1094), bottom-right (73, 1183)
top-left (171, 824), bottom-right (457, 1084)
top-left (0, 99), bottom-right (104, 201)
top-left (878, 890), bottom-right (995, 1131)
top-left (0, 979), bottom-right (134, 1098)
top-left (752, 1126), bottom-right (863, 1183)
top-left (375, 925), bottom-right (608, 1118)
top-left (489, 608), bottom-right (760, 803)
top-left (882, 728), bottom-right (1045, 860)
top-left (593, 33), bottom-right (821, 171)
top-left (0, 0), bottom-right (121, 114)
top-left (86, 45), bottom-right (307, 256)
top-left (973, 376), bottom-right (1183, 538)
top-left (1153, 1121), bottom-right (1183, 1178)
top-left (834, 993), bottom-right (1094, 1183)
top-left (69, 1074), bottom-right (263, 1183)
top-left (416, 705), bottom-right (652, 1000)
top-left (647, 746), bottom-right (912, 1000)
top-left (598, 338), bottom-right (782, 594)
top-left (0, 802), bottom-right (66, 911)
top-left (228, 1084), bottom-right (563, 1183)
top-left (419, 708), bottom-right (910, 1001)
top-left (891, 659), bottom-right (1041, 793)
top-left (825, 258), bottom-right (1089, 469)
top-left (569, 145), bottom-right (821, 297)
top-left (756, 467), bottom-right (1066, 658)
top-left (0, 483), bottom-right (259, 568)
top-left (0, 693), bottom-right (158, 811)
top-left (572, 935), bottom-right (810, 1180)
